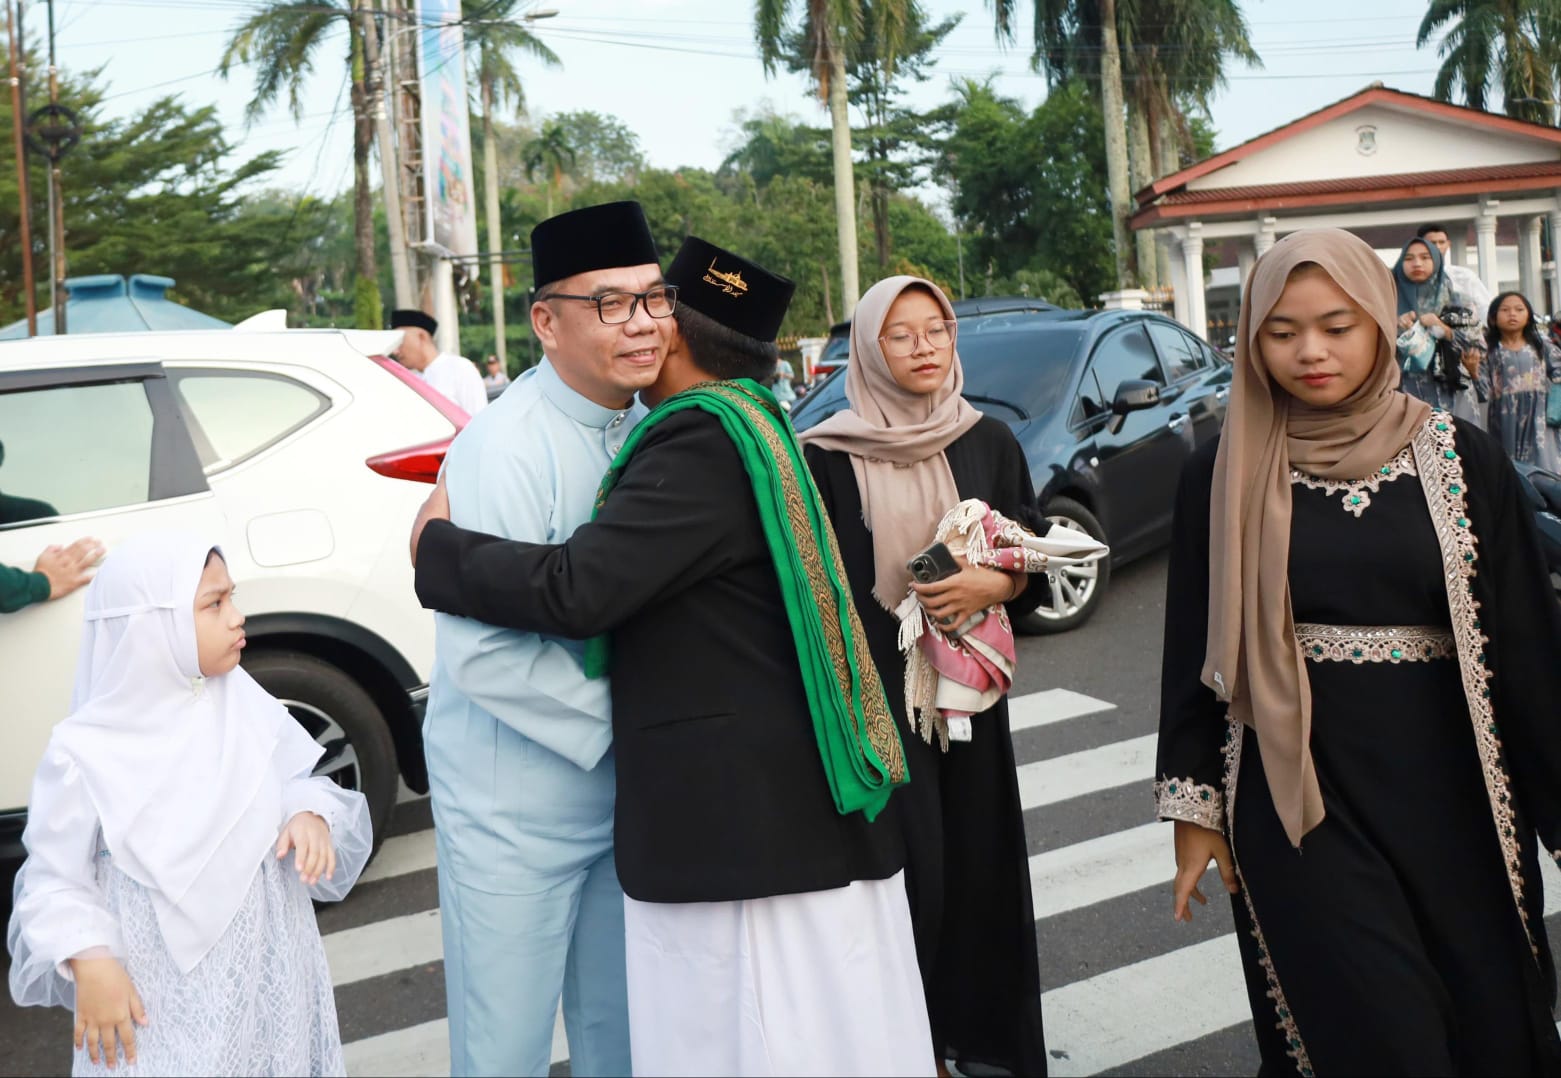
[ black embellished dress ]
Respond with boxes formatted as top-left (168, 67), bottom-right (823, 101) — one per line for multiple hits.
top-left (805, 416), bottom-right (1050, 1077)
top-left (1157, 412), bottom-right (1561, 1076)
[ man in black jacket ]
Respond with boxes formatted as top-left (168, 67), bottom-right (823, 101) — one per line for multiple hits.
top-left (411, 237), bottom-right (933, 1076)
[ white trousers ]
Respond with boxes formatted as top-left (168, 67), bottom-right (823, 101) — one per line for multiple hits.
top-left (623, 870), bottom-right (934, 1077)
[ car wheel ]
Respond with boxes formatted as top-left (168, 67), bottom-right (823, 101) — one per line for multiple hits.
top-left (1016, 496), bottom-right (1111, 635)
top-left (243, 650), bottom-right (397, 854)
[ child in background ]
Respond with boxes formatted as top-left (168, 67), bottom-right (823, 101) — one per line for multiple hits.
top-left (7, 533), bottom-right (372, 1076)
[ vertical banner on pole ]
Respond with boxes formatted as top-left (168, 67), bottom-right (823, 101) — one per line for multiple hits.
top-left (415, 0), bottom-right (478, 257)
top-left (414, 0), bottom-right (477, 355)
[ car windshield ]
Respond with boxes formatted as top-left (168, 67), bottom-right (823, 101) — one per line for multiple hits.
top-left (791, 320), bottom-right (1084, 430)
top-left (819, 336), bottom-right (849, 363)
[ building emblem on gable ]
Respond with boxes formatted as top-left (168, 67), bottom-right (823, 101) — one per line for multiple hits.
top-left (1356, 125), bottom-right (1378, 156)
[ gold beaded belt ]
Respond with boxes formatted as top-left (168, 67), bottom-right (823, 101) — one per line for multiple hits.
top-left (1294, 623), bottom-right (1457, 664)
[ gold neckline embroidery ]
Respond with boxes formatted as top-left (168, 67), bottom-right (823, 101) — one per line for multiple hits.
top-left (1290, 445), bottom-right (1417, 517)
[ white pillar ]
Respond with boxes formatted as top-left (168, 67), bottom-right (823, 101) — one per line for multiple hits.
top-left (1167, 233), bottom-right (1190, 327)
top-left (432, 258), bottom-right (461, 357)
top-left (1519, 215), bottom-right (1544, 302)
top-left (1549, 202), bottom-right (1561, 317)
top-left (1181, 221), bottom-right (1207, 340)
top-left (1099, 288), bottom-right (1150, 311)
top-left (1254, 216), bottom-right (1277, 258)
top-left (1476, 198), bottom-right (1500, 295)
top-left (1237, 244), bottom-right (1256, 293)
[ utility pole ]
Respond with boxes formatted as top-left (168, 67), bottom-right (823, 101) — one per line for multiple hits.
top-left (6, 0), bottom-right (35, 335)
top-left (43, 0), bottom-right (61, 331)
top-left (366, 0), bottom-right (414, 308)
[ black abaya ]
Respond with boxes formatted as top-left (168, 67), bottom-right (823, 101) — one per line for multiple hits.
top-left (1157, 412), bottom-right (1561, 1076)
top-left (806, 415), bottom-right (1049, 1076)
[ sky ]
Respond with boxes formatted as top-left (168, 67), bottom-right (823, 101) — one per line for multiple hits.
top-left (32, 0), bottom-right (1450, 205)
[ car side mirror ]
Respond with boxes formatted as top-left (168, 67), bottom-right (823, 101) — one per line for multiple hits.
top-left (1107, 379), bottom-right (1160, 433)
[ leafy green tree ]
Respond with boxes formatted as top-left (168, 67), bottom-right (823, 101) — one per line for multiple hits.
top-left (0, 58), bottom-right (310, 326)
top-left (1418, 0), bottom-right (1561, 124)
top-left (551, 111), bottom-right (646, 186)
top-left (720, 107), bottom-right (834, 189)
top-left (219, 0), bottom-right (384, 325)
top-left (987, 0), bottom-right (1257, 287)
top-left (939, 79), bottom-right (1115, 305)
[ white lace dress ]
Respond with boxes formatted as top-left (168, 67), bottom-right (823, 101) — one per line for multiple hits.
top-left (8, 752), bottom-right (371, 1078)
top-left (70, 850), bottom-right (347, 1078)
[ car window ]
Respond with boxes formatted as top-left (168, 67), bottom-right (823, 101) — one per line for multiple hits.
top-left (171, 370), bottom-right (329, 471)
top-left (959, 327), bottom-right (1079, 418)
top-left (0, 380), bottom-right (155, 525)
top-left (1073, 324), bottom-right (1164, 426)
top-left (1146, 322), bottom-right (1209, 381)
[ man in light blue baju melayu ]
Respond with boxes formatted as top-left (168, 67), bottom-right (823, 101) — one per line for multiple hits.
top-left (421, 201), bottom-right (672, 1077)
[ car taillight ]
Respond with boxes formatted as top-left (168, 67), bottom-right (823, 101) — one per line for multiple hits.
top-left (366, 355), bottom-right (467, 484)
top-left (366, 438), bottom-right (452, 484)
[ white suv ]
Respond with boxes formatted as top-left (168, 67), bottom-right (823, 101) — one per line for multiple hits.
top-left (0, 326), bottom-right (464, 857)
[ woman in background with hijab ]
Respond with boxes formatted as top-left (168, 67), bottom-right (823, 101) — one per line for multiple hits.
top-left (1157, 228), bottom-right (1561, 1074)
top-left (1391, 235), bottom-right (1485, 424)
top-left (800, 276), bottom-right (1048, 1078)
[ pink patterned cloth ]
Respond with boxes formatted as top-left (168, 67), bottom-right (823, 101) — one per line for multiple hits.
top-left (896, 499), bottom-right (1107, 749)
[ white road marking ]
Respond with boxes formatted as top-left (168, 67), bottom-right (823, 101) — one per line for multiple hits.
top-left (1017, 733), bottom-right (1156, 811)
top-left (343, 1010), bottom-right (568, 1075)
top-left (1030, 822), bottom-right (1167, 921)
top-left (359, 829), bottom-right (437, 885)
top-left (1042, 934), bottom-right (1249, 1076)
top-left (1008, 688), bottom-right (1117, 732)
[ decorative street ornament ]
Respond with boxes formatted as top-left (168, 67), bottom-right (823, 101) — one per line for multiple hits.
top-left (24, 102), bottom-right (81, 162)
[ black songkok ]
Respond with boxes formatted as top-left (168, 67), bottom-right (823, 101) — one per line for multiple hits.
top-left (531, 201), bottom-right (660, 291)
top-left (389, 308), bottom-right (437, 336)
top-left (664, 236), bottom-right (795, 344)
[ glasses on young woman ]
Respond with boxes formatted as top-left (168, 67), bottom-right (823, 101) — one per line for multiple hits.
top-left (879, 320), bottom-right (957, 358)
top-left (542, 285), bottom-right (679, 326)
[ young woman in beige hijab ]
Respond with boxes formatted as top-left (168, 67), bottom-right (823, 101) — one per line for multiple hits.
top-left (1156, 228), bottom-right (1561, 1075)
top-left (800, 276), bottom-right (1048, 1078)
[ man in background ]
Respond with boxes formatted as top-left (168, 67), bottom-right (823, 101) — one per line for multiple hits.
top-left (483, 354), bottom-right (511, 394)
top-left (389, 309), bottom-right (489, 416)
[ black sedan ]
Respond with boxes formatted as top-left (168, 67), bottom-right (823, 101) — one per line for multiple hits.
top-left (789, 307), bottom-right (1231, 633)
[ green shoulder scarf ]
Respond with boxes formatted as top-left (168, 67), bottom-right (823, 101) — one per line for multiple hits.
top-left (582, 378), bottom-right (907, 821)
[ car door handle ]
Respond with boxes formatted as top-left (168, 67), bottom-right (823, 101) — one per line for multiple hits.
top-left (1168, 413), bottom-right (1189, 432)
top-left (1216, 386), bottom-right (1230, 400)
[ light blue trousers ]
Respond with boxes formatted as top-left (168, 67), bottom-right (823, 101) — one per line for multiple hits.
top-left (425, 699), bottom-right (629, 1077)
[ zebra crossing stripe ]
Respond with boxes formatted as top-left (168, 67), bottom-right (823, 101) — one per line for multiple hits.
top-left (358, 829), bottom-right (438, 885)
top-left (1043, 933), bottom-right (1249, 1076)
top-left (1008, 688), bottom-right (1116, 732)
top-left (1017, 733), bottom-right (1156, 810)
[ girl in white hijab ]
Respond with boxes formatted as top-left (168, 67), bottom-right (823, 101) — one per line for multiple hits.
top-left (7, 532), bottom-right (372, 1076)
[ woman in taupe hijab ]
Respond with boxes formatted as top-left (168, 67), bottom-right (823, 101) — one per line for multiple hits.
top-left (1156, 228), bottom-right (1561, 1075)
top-left (800, 276), bottom-right (1048, 1078)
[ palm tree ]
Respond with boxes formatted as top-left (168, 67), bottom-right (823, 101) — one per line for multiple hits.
top-left (988, 0), bottom-right (1257, 290)
top-left (757, 0), bottom-right (910, 314)
top-left (220, 0), bottom-right (384, 327)
top-left (1418, 0), bottom-right (1561, 125)
top-left (1120, 0), bottom-right (1258, 287)
top-left (467, 3), bottom-right (561, 369)
top-left (522, 120), bottom-right (576, 218)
